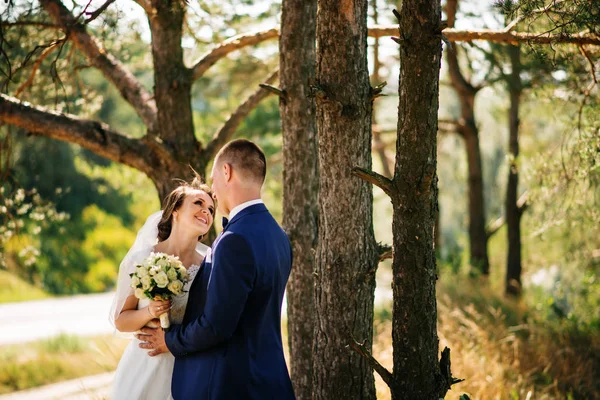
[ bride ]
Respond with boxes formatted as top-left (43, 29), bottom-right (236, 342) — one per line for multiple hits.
top-left (109, 178), bottom-right (215, 400)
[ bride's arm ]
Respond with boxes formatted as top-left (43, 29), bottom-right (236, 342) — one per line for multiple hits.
top-left (114, 295), bottom-right (170, 332)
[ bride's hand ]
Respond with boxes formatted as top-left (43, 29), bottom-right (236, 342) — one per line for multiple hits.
top-left (147, 299), bottom-right (171, 318)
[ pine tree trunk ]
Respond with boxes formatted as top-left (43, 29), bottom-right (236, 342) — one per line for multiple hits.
top-left (149, 1), bottom-right (196, 157)
top-left (444, 0), bottom-right (489, 275)
top-left (391, 1), bottom-right (451, 398)
top-left (506, 44), bottom-right (522, 296)
top-left (464, 119), bottom-right (490, 275)
top-left (279, 0), bottom-right (318, 398)
top-left (150, 163), bottom-right (207, 205)
top-left (313, 1), bottom-right (378, 398)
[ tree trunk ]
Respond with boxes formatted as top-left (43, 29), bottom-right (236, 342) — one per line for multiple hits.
top-left (445, 0), bottom-right (490, 275)
top-left (148, 1), bottom-right (196, 157)
top-left (391, 1), bottom-right (451, 398)
top-left (279, 0), bottom-right (318, 398)
top-left (313, 1), bottom-right (378, 398)
top-left (149, 162), bottom-right (208, 205)
top-left (464, 118), bottom-right (490, 275)
top-left (505, 44), bottom-right (523, 296)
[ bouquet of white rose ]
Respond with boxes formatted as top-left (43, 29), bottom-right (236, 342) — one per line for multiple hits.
top-left (130, 252), bottom-right (189, 331)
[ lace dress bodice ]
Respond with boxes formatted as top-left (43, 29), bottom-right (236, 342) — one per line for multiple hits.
top-left (137, 263), bottom-right (201, 324)
top-left (112, 262), bottom-right (203, 400)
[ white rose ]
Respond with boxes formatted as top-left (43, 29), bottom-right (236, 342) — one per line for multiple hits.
top-left (167, 280), bottom-right (184, 295)
top-left (158, 258), bottom-right (168, 268)
top-left (167, 268), bottom-right (178, 281)
top-left (137, 266), bottom-right (149, 277)
top-left (141, 275), bottom-right (152, 290)
top-left (130, 275), bottom-right (141, 288)
top-left (149, 266), bottom-right (159, 276)
top-left (178, 268), bottom-right (189, 281)
top-left (134, 288), bottom-right (145, 299)
top-left (154, 272), bottom-right (169, 288)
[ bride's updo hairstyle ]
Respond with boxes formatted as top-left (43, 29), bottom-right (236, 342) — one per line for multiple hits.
top-left (157, 175), bottom-right (214, 242)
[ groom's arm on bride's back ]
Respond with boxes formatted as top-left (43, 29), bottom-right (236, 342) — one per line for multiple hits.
top-left (165, 233), bottom-right (255, 356)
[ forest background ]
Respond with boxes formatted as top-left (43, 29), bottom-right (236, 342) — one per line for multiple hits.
top-left (0, 0), bottom-right (598, 399)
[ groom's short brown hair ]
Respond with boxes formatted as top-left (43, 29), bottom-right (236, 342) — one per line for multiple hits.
top-left (215, 139), bottom-right (266, 185)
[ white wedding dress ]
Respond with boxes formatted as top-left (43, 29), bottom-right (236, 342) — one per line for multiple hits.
top-left (111, 256), bottom-right (202, 400)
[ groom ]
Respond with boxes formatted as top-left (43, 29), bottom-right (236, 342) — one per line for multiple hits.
top-left (138, 139), bottom-right (295, 399)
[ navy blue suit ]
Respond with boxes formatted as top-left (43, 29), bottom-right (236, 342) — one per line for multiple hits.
top-left (165, 203), bottom-right (295, 400)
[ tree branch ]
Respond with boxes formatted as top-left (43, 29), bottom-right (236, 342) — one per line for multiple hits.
top-left (204, 70), bottom-right (279, 159)
top-left (84, 0), bottom-right (117, 24)
top-left (369, 26), bottom-right (600, 45)
top-left (191, 28), bottom-right (279, 81)
top-left (503, 0), bottom-right (568, 33)
top-left (578, 45), bottom-right (598, 87)
top-left (487, 191), bottom-right (529, 239)
top-left (347, 338), bottom-right (397, 391)
top-left (1, 21), bottom-right (61, 29)
top-left (14, 41), bottom-right (61, 97)
top-left (131, 0), bottom-right (152, 15)
top-left (378, 243), bottom-right (393, 262)
top-left (40, 0), bottom-right (158, 131)
top-left (352, 167), bottom-right (395, 198)
top-left (517, 190), bottom-right (529, 216)
top-left (438, 118), bottom-right (462, 136)
top-left (258, 83), bottom-right (287, 104)
top-left (0, 93), bottom-right (154, 174)
top-left (187, 25), bottom-right (600, 84)
top-left (447, 44), bottom-right (478, 96)
top-left (438, 347), bottom-right (464, 391)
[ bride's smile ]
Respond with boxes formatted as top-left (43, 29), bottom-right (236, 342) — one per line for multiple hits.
top-left (172, 190), bottom-right (215, 238)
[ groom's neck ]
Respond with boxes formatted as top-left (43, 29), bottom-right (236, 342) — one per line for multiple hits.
top-left (225, 188), bottom-right (262, 215)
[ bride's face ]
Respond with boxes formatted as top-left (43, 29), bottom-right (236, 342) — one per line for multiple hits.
top-left (172, 189), bottom-right (215, 237)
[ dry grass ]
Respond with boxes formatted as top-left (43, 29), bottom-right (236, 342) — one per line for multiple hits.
top-left (2, 282), bottom-right (597, 399)
top-left (0, 269), bottom-right (48, 304)
top-left (372, 279), bottom-right (600, 399)
top-left (0, 334), bottom-right (128, 395)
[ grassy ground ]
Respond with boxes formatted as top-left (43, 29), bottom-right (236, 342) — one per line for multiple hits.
top-left (1, 275), bottom-right (597, 398)
top-left (373, 276), bottom-right (600, 400)
top-left (0, 269), bottom-right (48, 304)
top-left (0, 334), bottom-right (129, 395)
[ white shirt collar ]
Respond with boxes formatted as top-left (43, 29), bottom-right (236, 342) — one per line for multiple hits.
top-left (228, 199), bottom-right (264, 221)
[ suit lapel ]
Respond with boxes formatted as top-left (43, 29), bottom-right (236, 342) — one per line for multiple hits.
top-left (185, 204), bottom-right (269, 318)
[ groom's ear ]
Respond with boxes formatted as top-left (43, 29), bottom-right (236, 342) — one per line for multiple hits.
top-left (223, 163), bottom-right (232, 182)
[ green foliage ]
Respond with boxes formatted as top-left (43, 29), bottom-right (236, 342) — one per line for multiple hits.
top-left (13, 135), bottom-right (134, 223)
top-left (80, 205), bottom-right (136, 292)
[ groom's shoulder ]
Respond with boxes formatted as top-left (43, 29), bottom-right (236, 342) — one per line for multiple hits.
top-left (233, 211), bottom-right (285, 236)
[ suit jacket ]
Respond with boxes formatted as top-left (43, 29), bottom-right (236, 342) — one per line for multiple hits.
top-left (165, 203), bottom-right (295, 400)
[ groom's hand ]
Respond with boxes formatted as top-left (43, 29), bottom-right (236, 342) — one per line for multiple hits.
top-left (136, 327), bottom-right (169, 357)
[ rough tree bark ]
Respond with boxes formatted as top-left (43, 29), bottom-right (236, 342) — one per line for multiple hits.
top-left (506, 43), bottom-right (523, 296)
top-left (312, 0), bottom-right (378, 398)
top-left (279, 0), bottom-right (318, 398)
top-left (0, 0), bottom-right (278, 203)
top-left (445, 0), bottom-right (490, 275)
top-left (351, 3), bottom-right (461, 399)
top-left (390, 1), bottom-right (454, 397)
